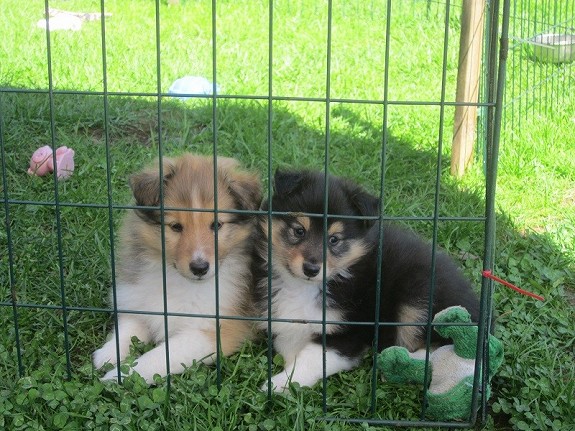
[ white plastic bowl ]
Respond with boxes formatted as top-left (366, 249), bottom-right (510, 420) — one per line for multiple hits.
top-left (529, 33), bottom-right (575, 63)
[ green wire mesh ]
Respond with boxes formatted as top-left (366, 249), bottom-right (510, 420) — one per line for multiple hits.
top-left (1, 0), bottom-right (551, 428)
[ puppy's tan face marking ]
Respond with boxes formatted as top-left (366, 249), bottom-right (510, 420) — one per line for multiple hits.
top-left (265, 216), bottom-right (368, 283)
top-left (132, 154), bottom-right (261, 281)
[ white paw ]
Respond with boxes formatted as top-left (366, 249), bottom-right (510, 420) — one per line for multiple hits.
top-left (100, 363), bottom-right (142, 383)
top-left (101, 367), bottom-right (125, 382)
top-left (93, 343), bottom-right (118, 369)
top-left (260, 371), bottom-right (292, 393)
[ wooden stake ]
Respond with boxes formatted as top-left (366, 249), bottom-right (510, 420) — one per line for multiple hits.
top-left (451, 0), bottom-right (485, 177)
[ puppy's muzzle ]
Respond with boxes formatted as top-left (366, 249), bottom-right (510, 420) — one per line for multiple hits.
top-left (303, 262), bottom-right (321, 278)
top-left (189, 259), bottom-right (210, 277)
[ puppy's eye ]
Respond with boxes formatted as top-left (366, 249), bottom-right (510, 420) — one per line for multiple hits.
top-left (328, 235), bottom-right (340, 246)
top-left (293, 227), bottom-right (305, 238)
top-left (211, 221), bottom-right (223, 231)
top-left (170, 223), bottom-right (183, 233)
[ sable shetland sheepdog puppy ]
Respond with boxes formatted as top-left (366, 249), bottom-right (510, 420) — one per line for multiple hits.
top-left (93, 154), bottom-right (262, 383)
top-left (251, 169), bottom-right (481, 391)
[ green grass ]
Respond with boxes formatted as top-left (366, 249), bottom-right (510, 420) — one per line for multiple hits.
top-left (1, 0), bottom-right (574, 430)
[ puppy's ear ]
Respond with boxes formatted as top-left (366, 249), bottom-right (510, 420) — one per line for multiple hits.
top-left (129, 157), bottom-right (177, 222)
top-left (226, 170), bottom-right (262, 211)
top-left (216, 156), bottom-right (239, 171)
top-left (352, 189), bottom-right (380, 217)
top-left (273, 169), bottom-right (305, 197)
top-left (218, 158), bottom-right (262, 211)
top-left (344, 181), bottom-right (380, 223)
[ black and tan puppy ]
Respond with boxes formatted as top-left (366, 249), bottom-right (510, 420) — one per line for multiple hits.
top-left (252, 169), bottom-right (481, 391)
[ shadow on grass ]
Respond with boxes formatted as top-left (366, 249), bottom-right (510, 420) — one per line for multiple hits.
top-left (1, 88), bottom-right (573, 428)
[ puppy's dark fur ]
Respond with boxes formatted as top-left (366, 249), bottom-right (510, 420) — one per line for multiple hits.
top-left (252, 169), bottom-right (481, 391)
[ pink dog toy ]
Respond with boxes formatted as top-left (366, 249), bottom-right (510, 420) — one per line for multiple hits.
top-left (28, 145), bottom-right (75, 179)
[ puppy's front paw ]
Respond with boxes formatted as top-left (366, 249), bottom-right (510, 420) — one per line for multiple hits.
top-left (260, 371), bottom-right (291, 393)
top-left (100, 363), bottom-right (155, 384)
top-left (93, 343), bottom-right (118, 369)
top-left (101, 367), bottom-right (124, 382)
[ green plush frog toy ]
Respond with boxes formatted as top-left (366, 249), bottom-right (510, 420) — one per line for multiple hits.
top-left (377, 306), bottom-right (504, 421)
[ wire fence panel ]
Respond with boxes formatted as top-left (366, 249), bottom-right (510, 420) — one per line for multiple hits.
top-left (505, 0), bottom-right (575, 127)
top-left (0, 0), bottom-right (517, 428)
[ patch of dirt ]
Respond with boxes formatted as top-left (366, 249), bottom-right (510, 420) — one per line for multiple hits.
top-left (564, 287), bottom-right (575, 307)
top-left (85, 116), bottom-right (159, 147)
top-left (562, 187), bottom-right (575, 206)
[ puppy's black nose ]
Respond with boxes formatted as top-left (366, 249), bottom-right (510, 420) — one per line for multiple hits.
top-left (189, 260), bottom-right (209, 277)
top-left (303, 262), bottom-right (321, 278)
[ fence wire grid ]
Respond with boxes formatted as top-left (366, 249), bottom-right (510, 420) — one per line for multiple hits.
top-left (0, 0), bottom-right (516, 429)
top-left (505, 0), bottom-right (575, 126)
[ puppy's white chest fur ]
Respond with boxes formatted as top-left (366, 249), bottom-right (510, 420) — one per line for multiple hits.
top-left (116, 258), bottom-right (241, 340)
top-left (265, 271), bottom-right (343, 364)
top-left (93, 253), bottom-right (249, 383)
